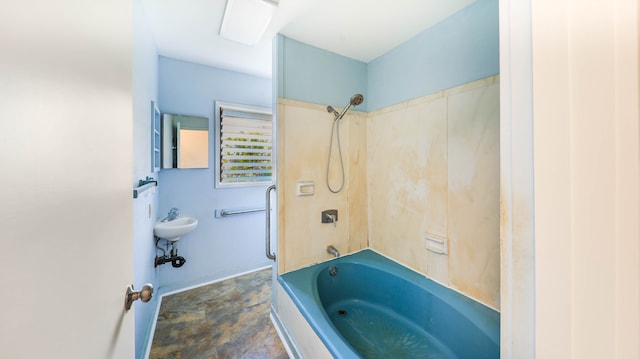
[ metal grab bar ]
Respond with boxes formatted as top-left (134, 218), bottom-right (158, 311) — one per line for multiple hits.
top-left (265, 184), bottom-right (276, 260)
top-left (219, 208), bottom-right (265, 217)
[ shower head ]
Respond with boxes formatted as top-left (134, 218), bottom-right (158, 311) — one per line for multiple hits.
top-left (331, 93), bottom-right (365, 121)
top-left (326, 105), bottom-right (339, 116)
top-left (350, 93), bottom-right (364, 106)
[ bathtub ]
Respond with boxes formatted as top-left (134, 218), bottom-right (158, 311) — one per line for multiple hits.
top-left (277, 249), bottom-right (499, 359)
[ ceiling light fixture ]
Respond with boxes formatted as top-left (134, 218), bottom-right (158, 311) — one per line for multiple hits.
top-left (219, 0), bottom-right (278, 46)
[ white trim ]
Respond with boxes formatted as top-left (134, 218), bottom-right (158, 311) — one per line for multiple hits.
top-left (274, 283), bottom-right (333, 358)
top-left (141, 297), bottom-right (162, 359)
top-left (270, 310), bottom-right (299, 359)
top-left (214, 100), bottom-right (273, 188)
top-left (498, 0), bottom-right (536, 357)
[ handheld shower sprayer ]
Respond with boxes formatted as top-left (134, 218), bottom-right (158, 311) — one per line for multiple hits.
top-left (327, 105), bottom-right (339, 117)
top-left (325, 94), bottom-right (365, 193)
top-left (327, 94), bottom-right (364, 121)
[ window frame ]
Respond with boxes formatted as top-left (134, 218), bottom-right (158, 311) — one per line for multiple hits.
top-left (214, 101), bottom-right (273, 188)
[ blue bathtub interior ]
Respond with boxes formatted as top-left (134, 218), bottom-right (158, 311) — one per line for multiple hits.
top-left (278, 249), bottom-right (500, 359)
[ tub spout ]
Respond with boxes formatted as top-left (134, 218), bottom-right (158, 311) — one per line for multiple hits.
top-left (327, 245), bottom-right (340, 258)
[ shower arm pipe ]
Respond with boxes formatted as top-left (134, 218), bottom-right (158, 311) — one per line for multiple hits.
top-left (335, 103), bottom-right (353, 121)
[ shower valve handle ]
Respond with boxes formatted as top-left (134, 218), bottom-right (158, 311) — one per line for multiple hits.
top-left (322, 209), bottom-right (338, 227)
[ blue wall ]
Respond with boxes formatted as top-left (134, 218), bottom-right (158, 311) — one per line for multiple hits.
top-left (157, 57), bottom-right (273, 292)
top-left (276, 35), bottom-right (369, 111)
top-left (367, 0), bottom-right (499, 110)
top-left (276, 0), bottom-right (498, 111)
top-left (132, 0), bottom-right (160, 357)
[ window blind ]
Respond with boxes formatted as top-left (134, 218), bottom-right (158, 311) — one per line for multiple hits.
top-left (218, 105), bottom-right (273, 185)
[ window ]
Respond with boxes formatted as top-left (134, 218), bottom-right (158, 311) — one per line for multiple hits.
top-left (215, 101), bottom-right (273, 188)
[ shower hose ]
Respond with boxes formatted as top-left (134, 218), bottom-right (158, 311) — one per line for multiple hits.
top-left (326, 115), bottom-right (345, 193)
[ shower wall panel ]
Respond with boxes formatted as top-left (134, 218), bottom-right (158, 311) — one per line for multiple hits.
top-left (367, 76), bottom-right (500, 310)
top-left (276, 76), bottom-right (499, 310)
top-left (277, 99), bottom-right (368, 274)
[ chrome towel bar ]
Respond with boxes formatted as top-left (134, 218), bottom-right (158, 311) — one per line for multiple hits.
top-left (216, 207), bottom-right (265, 217)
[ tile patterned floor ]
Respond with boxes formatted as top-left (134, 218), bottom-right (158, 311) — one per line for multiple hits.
top-left (149, 268), bottom-right (289, 359)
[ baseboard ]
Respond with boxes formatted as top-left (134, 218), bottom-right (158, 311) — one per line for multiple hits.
top-left (159, 265), bottom-right (272, 297)
top-left (139, 295), bottom-right (162, 359)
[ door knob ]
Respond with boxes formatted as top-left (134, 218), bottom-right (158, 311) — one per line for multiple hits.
top-left (124, 283), bottom-right (153, 311)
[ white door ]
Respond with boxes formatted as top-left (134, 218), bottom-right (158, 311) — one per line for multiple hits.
top-left (0, 1), bottom-right (135, 358)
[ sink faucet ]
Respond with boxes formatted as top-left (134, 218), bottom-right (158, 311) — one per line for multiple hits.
top-left (161, 208), bottom-right (180, 222)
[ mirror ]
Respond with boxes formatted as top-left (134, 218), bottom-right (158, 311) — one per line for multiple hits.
top-left (161, 113), bottom-right (209, 169)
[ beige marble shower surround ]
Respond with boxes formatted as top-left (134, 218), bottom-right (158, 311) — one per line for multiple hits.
top-left (368, 76), bottom-right (500, 309)
top-left (277, 100), bottom-right (368, 274)
top-left (277, 75), bottom-right (500, 309)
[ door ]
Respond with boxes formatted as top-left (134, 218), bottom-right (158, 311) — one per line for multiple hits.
top-left (0, 1), bottom-right (135, 358)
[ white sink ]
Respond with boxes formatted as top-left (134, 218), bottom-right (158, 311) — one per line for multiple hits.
top-left (154, 216), bottom-right (198, 242)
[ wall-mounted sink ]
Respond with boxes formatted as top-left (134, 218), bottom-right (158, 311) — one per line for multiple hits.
top-left (154, 216), bottom-right (198, 242)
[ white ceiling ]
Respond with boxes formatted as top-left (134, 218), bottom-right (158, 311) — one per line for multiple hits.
top-left (141, 0), bottom-right (476, 79)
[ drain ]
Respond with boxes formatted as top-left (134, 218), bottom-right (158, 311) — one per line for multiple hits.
top-left (328, 265), bottom-right (338, 276)
top-left (337, 308), bottom-right (347, 317)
